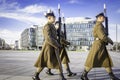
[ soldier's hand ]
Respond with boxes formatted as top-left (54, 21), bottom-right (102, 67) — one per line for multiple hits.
top-left (110, 41), bottom-right (113, 45)
top-left (67, 42), bottom-right (71, 45)
top-left (108, 37), bottom-right (113, 45)
top-left (57, 44), bottom-right (62, 49)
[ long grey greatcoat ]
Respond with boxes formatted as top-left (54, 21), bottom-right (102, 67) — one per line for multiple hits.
top-left (59, 31), bottom-right (70, 64)
top-left (34, 22), bottom-right (60, 69)
top-left (85, 21), bottom-right (113, 68)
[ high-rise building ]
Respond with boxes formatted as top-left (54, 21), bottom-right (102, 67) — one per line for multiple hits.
top-left (21, 28), bottom-right (36, 50)
top-left (64, 17), bottom-right (95, 51)
top-left (33, 25), bottom-right (44, 50)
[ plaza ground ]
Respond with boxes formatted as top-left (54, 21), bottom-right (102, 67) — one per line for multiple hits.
top-left (0, 50), bottom-right (120, 80)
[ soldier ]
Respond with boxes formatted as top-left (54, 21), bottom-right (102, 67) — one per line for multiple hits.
top-left (46, 21), bottom-right (76, 77)
top-left (81, 13), bottom-right (120, 80)
top-left (32, 10), bottom-right (66, 80)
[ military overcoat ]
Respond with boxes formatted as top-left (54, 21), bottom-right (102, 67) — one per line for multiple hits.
top-left (34, 22), bottom-right (60, 69)
top-left (85, 21), bottom-right (113, 67)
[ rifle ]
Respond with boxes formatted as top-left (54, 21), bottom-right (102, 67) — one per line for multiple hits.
top-left (55, 3), bottom-right (63, 73)
top-left (58, 4), bottom-right (62, 43)
top-left (104, 3), bottom-right (109, 36)
top-left (62, 14), bottom-right (71, 46)
top-left (62, 14), bottom-right (67, 40)
top-left (104, 3), bottom-right (109, 45)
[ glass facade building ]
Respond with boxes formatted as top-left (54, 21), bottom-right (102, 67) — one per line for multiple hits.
top-left (21, 28), bottom-right (36, 50)
top-left (20, 17), bottom-right (95, 50)
top-left (33, 25), bottom-right (44, 50)
top-left (63, 17), bottom-right (95, 50)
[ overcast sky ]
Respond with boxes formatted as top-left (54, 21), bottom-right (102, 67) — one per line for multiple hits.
top-left (0, 0), bottom-right (120, 44)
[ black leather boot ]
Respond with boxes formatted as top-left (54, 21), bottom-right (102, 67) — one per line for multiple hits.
top-left (81, 70), bottom-right (89, 80)
top-left (66, 68), bottom-right (76, 77)
top-left (32, 72), bottom-right (40, 80)
top-left (60, 73), bottom-right (67, 80)
top-left (46, 68), bottom-right (54, 75)
top-left (109, 72), bottom-right (120, 80)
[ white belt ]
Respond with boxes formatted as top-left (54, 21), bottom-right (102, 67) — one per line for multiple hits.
top-left (95, 38), bottom-right (100, 40)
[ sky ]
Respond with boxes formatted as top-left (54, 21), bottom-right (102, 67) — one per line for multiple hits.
top-left (0, 0), bottom-right (120, 44)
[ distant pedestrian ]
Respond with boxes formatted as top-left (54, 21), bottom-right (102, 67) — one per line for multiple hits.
top-left (81, 13), bottom-right (120, 80)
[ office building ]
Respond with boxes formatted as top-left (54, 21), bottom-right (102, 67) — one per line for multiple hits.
top-left (21, 28), bottom-right (36, 50)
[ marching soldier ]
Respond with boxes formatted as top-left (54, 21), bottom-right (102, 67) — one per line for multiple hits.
top-left (81, 13), bottom-right (120, 80)
top-left (32, 10), bottom-right (66, 80)
top-left (46, 21), bottom-right (76, 77)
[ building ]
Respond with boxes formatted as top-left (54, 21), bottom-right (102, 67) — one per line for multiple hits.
top-left (0, 38), bottom-right (5, 49)
top-left (14, 39), bottom-right (22, 50)
top-left (0, 38), bottom-right (11, 50)
top-left (21, 28), bottom-right (36, 50)
top-left (64, 17), bottom-right (95, 51)
top-left (33, 25), bottom-right (44, 50)
top-left (14, 40), bottom-right (19, 50)
top-left (14, 40), bottom-right (18, 50)
top-left (20, 17), bottom-right (95, 51)
top-left (112, 42), bottom-right (120, 51)
top-left (20, 25), bottom-right (44, 50)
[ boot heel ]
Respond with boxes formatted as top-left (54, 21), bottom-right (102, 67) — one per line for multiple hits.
top-left (109, 72), bottom-right (120, 80)
top-left (80, 70), bottom-right (89, 80)
top-left (60, 73), bottom-right (67, 80)
top-left (32, 72), bottom-right (40, 80)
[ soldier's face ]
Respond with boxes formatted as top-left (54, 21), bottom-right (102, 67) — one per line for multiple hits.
top-left (101, 16), bottom-right (105, 22)
top-left (97, 16), bottom-right (105, 22)
top-left (48, 16), bottom-right (56, 23)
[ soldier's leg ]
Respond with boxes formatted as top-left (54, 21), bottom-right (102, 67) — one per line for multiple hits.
top-left (81, 66), bottom-right (92, 80)
top-left (37, 67), bottom-right (43, 72)
top-left (105, 67), bottom-right (120, 80)
top-left (45, 68), bottom-right (54, 75)
top-left (32, 67), bottom-right (43, 80)
top-left (63, 63), bottom-right (76, 77)
top-left (105, 67), bottom-right (112, 73)
top-left (85, 67), bottom-right (92, 72)
top-left (55, 67), bottom-right (67, 80)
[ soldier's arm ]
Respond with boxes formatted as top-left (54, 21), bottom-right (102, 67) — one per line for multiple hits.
top-left (60, 38), bottom-right (70, 45)
top-left (97, 25), bottom-right (113, 45)
top-left (44, 25), bottom-right (60, 49)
